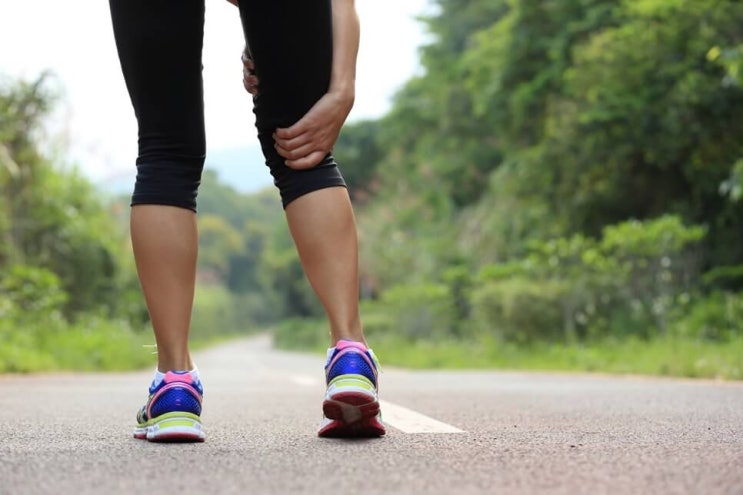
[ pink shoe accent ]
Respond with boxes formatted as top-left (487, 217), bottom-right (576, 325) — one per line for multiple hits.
top-left (334, 340), bottom-right (368, 352)
top-left (163, 371), bottom-right (194, 385)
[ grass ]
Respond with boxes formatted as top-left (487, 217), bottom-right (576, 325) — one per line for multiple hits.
top-left (0, 284), bottom-right (268, 374)
top-left (8, 284), bottom-right (263, 373)
top-left (369, 335), bottom-right (743, 380)
top-left (3, 309), bottom-right (741, 380)
top-left (0, 314), bottom-right (236, 374)
top-left (273, 318), bottom-right (743, 380)
top-left (0, 316), bottom-right (154, 373)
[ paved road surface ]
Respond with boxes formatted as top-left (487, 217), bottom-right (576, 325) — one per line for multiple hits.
top-left (1, 335), bottom-right (742, 495)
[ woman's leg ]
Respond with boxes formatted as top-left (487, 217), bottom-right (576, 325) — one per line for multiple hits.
top-left (109, 0), bottom-right (206, 372)
top-left (109, 0), bottom-right (206, 442)
top-left (237, 0), bottom-right (364, 346)
top-left (130, 206), bottom-right (198, 372)
top-left (285, 188), bottom-right (364, 345)
top-left (237, 0), bottom-right (384, 437)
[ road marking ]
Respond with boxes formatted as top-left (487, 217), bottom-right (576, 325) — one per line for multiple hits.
top-left (289, 374), bottom-right (321, 387)
top-left (288, 374), bottom-right (465, 434)
top-left (379, 400), bottom-right (465, 434)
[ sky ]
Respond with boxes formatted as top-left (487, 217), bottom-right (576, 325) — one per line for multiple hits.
top-left (0, 0), bottom-right (430, 189)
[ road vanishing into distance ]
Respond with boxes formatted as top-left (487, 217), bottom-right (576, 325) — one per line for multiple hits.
top-left (1, 335), bottom-right (741, 495)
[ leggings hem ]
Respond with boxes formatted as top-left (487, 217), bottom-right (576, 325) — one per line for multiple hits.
top-left (131, 196), bottom-right (198, 213)
top-left (282, 182), bottom-right (348, 209)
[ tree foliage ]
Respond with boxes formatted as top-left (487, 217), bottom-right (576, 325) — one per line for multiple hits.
top-left (0, 75), bottom-right (136, 319)
top-left (347, 0), bottom-right (743, 344)
top-left (5, 0), bottom-right (743, 371)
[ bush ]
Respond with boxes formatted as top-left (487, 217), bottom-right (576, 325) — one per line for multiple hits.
top-left (358, 301), bottom-right (395, 338)
top-left (272, 317), bottom-right (327, 351)
top-left (669, 292), bottom-right (743, 342)
top-left (190, 285), bottom-right (272, 341)
top-left (377, 283), bottom-right (455, 340)
top-left (43, 316), bottom-right (153, 371)
top-left (466, 215), bottom-right (707, 343)
top-left (0, 305), bottom-right (151, 373)
top-left (470, 277), bottom-right (565, 344)
top-left (0, 265), bottom-right (67, 316)
top-left (0, 262), bottom-right (154, 372)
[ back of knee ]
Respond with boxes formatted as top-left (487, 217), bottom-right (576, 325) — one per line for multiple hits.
top-left (132, 157), bottom-right (205, 211)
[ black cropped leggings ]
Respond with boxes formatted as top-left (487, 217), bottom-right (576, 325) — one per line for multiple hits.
top-left (109, 0), bottom-right (346, 210)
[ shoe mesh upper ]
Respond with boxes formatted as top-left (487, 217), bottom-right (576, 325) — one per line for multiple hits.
top-left (326, 350), bottom-right (376, 386)
top-left (150, 387), bottom-right (202, 418)
top-left (141, 372), bottom-right (203, 421)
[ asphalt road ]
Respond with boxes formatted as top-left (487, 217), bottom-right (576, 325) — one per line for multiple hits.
top-left (1, 335), bottom-right (741, 495)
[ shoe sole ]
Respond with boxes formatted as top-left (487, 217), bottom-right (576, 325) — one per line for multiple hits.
top-left (319, 391), bottom-right (386, 438)
top-left (134, 412), bottom-right (205, 443)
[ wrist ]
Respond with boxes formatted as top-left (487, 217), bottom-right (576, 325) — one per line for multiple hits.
top-left (328, 81), bottom-right (356, 101)
top-left (328, 82), bottom-right (355, 107)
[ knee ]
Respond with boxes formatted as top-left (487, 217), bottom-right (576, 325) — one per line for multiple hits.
top-left (255, 131), bottom-right (346, 207)
top-left (132, 157), bottom-right (205, 211)
top-left (271, 156), bottom-right (348, 207)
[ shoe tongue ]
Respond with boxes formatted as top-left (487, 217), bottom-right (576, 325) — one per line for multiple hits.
top-left (335, 340), bottom-right (367, 352)
top-left (163, 371), bottom-right (192, 384)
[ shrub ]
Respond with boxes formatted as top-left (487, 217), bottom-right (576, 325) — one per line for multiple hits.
top-left (0, 265), bottom-right (67, 316)
top-left (378, 283), bottom-right (455, 341)
top-left (669, 291), bottom-right (743, 342)
top-left (272, 317), bottom-right (326, 351)
top-left (467, 215), bottom-right (707, 342)
top-left (470, 277), bottom-right (565, 344)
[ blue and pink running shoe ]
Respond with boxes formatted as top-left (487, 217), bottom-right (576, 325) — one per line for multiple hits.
top-left (318, 340), bottom-right (386, 438)
top-left (134, 371), bottom-right (205, 442)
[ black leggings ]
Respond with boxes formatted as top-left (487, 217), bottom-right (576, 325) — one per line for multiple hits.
top-left (109, 0), bottom-right (346, 210)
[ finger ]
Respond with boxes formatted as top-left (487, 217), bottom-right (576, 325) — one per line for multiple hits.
top-left (243, 80), bottom-right (258, 96)
top-left (274, 141), bottom-right (317, 161)
top-left (274, 118), bottom-right (312, 140)
top-left (286, 150), bottom-right (328, 170)
top-left (273, 131), bottom-right (314, 151)
top-left (274, 143), bottom-right (316, 160)
top-left (242, 64), bottom-right (259, 79)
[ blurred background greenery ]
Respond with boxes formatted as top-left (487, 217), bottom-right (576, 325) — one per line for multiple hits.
top-left (2, 0), bottom-right (743, 378)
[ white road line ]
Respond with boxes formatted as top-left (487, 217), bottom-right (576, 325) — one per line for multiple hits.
top-left (288, 374), bottom-right (465, 434)
top-left (289, 374), bottom-right (321, 387)
top-left (379, 400), bottom-right (465, 434)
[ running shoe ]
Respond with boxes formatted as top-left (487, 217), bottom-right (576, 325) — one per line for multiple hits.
top-left (318, 340), bottom-right (386, 438)
top-left (133, 371), bottom-right (205, 442)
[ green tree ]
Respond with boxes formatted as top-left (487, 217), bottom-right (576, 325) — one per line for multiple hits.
top-left (198, 214), bottom-right (244, 281)
top-left (333, 119), bottom-right (384, 202)
top-left (458, 0), bottom-right (743, 270)
top-left (0, 74), bottom-right (135, 318)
